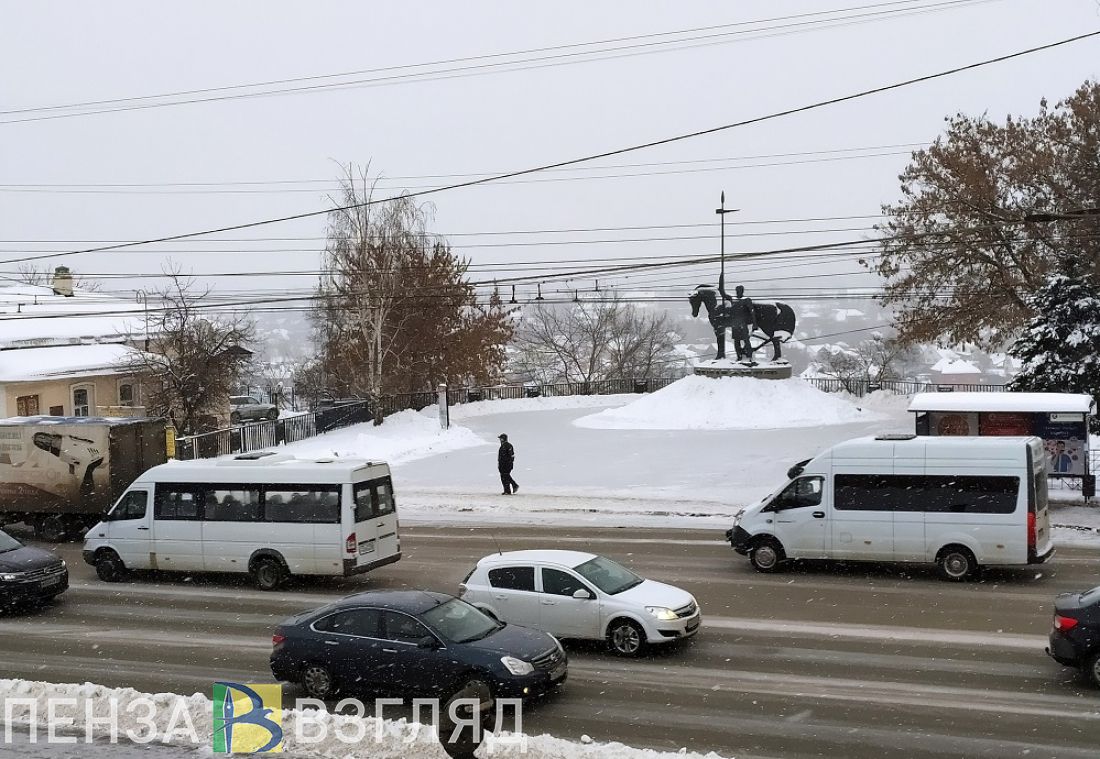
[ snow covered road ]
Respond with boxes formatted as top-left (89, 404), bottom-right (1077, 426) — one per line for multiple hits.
top-left (3, 528), bottom-right (1098, 759)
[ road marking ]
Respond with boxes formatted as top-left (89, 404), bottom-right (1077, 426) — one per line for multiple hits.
top-left (405, 532), bottom-right (726, 547)
top-left (703, 616), bottom-right (1047, 650)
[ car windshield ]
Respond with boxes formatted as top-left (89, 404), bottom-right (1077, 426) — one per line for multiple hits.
top-left (0, 531), bottom-right (23, 554)
top-left (574, 556), bottom-right (643, 595)
top-left (420, 598), bottom-right (501, 643)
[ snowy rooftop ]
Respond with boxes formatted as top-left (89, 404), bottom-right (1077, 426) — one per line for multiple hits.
top-left (935, 358), bottom-right (982, 375)
top-left (908, 392), bottom-right (1096, 414)
top-left (0, 283), bottom-right (146, 350)
top-left (0, 342), bottom-right (148, 382)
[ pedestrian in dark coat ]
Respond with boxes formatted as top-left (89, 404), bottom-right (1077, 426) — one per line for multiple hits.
top-left (498, 433), bottom-right (518, 495)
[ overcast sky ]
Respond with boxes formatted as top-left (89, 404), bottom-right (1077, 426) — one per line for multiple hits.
top-left (3, 0), bottom-right (1099, 314)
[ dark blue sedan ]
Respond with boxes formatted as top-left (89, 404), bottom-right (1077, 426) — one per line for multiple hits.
top-left (270, 590), bottom-right (567, 701)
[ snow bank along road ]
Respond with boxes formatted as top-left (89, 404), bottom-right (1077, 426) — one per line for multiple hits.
top-left (2, 528), bottom-right (1098, 759)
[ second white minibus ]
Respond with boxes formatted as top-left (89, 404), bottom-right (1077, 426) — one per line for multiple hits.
top-left (82, 452), bottom-right (401, 589)
top-left (726, 434), bottom-right (1053, 581)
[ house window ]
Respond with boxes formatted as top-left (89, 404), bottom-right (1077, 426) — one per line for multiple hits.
top-left (118, 382), bottom-right (135, 407)
top-left (16, 395), bottom-right (40, 416)
top-left (72, 384), bottom-right (94, 417)
top-left (49, 406), bottom-right (64, 416)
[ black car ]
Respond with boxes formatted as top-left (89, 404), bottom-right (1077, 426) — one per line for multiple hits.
top-left (0, 529), bottom-right (68, 609)
top-left (1047, 585), bottom-right (1100, 687)
top-left (271, 590), bottom-right (567, 701)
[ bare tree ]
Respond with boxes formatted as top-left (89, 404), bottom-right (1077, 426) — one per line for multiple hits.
top-left (813, 333), bottom-right (909, 393)
top-left (312, 165), bottom-right (512, 399)
top-left (126, 273), bottom-right (255, 434)
top-left (511, 297), bottom-right (677, 384)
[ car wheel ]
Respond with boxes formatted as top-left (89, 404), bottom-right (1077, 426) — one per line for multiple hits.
top-left (1086, 652), bottom-right (1100, 689)
top-left (251, 557), bottom-right (286, 591)
top-left (937, 546), bottom-right (977, 582)
top-left (38, 515), bottom-right (70, 543)
top-left (94, 550), bottom-right (128, 582)
top-left (749, 538), bottom-right (785, 573)
top-left (266, 409), bottom-right (279, 421)
top-left (607, 619), bottom-right (646, 657)
top-left (301, 663), bottom-right (335, 699)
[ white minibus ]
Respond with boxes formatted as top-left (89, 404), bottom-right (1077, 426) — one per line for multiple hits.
top-left (726, 434), bottom-right (1054, 581)
top-left (82, 452), bottom-right (401, 589)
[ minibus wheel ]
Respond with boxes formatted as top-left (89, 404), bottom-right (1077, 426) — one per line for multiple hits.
top-left (748, 539), bottom-right (785, 573)
top-left (251, 556), bottom-right (286, 590)
top-left (936, 546), bottom-right (977, 582)
top-left (94, 550), bottom-right (128, 582)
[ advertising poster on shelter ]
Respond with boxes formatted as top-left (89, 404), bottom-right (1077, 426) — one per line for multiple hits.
top-left (978, 412), bottom-right (1034, 436)
top-left (1035, 413), bottom-right (1088, 476)
top-left (929, 411), bottom-right (979, 436)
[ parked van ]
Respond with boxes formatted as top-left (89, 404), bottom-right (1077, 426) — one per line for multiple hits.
top-left (82, 452), bottom-right (401, 589)
top-left (726, 434), bottom-right (1053, 581)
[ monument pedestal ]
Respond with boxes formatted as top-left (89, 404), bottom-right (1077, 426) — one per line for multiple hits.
top-left (693, 359), bottom-right (793, 380)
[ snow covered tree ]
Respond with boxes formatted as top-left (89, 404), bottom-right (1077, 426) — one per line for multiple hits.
top-left (1009, 273), bottom-right (1100, 432)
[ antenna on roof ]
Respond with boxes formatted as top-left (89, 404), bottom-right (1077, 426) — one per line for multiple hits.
top-left (490, 530), bottom-right (504, 556)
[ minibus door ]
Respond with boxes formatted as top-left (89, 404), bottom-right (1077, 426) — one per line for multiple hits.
top-left (768, 476), bottom-right (828, 559)
top-left (102, 488), bottom-right (153, 570)
top-left (350, 477), bottom-right (398, 569)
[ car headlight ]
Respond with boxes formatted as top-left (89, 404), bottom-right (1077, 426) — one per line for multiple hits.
top-left (500, 656), bottom-right (534, 676)
top-left (0, 573), bottom-right (21, 582)
top-left (646, 606), bottom-right (678, 621)
top-left (733, 508), bottom-right (745, 525)
top-left (60, 560), bottom-right (67, 569)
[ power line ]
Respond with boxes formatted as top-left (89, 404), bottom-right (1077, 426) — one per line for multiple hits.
top-left (0, 0), bottom-right (994, 124)
top-left (0, 148), bottom-right (920, 194)
top-left (12, 29), bottom-right (1093, 267)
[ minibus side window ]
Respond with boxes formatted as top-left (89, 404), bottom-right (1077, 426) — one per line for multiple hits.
top-left (263, 485), bottom-right (340, 524)
top-left (154, 485), bottom-right (202, 520)
top-left (835, 474), bottom-right (1019, 513)
top-left (768, 477), bottom-right (823, 511)
top-left (353, 477), bottom-right (396, 521)
top-left (108, 490), bottom-right (148, 521)
top-left (206, 486), bottom-right (262, 522)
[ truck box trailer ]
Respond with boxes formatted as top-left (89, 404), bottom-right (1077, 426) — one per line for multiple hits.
top-left (0, 416), bottom-right (167, 541)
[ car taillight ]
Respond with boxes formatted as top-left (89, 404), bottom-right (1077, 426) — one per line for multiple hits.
top-left (272, 632), bottom-right (286, 647)
top-left (1027, 512), bottom-right (1036, 549)
top-left (1054, 615), bottom-right (1079, 632)
top-left (346, 533), bottom-right (356, 553)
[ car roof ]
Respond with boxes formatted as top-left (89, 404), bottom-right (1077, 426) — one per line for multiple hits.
top-left (329, 589), bottom-right (453, 615)
top-left (477, 549), bottom-right (597, 569)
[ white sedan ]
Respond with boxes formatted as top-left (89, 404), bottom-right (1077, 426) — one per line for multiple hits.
top-left (459, 549), bottom-right (701, 656)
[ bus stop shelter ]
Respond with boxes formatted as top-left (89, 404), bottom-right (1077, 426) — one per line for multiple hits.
top-left (908, 391), bottom-right (1096, 496)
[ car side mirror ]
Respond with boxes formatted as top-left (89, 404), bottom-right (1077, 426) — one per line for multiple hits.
top-left (572, 588), bottom-right (593, 600)
top-left (417, 635), bottom-right (439, 650)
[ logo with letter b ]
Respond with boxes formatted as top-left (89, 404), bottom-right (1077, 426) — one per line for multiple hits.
top-left (212, 682), bottom-right (283, 753)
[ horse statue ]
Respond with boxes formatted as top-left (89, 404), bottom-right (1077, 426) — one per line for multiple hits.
top-left (688, 283), bottom-right (796, 363)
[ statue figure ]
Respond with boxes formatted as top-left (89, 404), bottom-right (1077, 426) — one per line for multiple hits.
top-left (688, 279), bottom-right (795, 363)
top-left (720, 276), bottom-right (756, 363)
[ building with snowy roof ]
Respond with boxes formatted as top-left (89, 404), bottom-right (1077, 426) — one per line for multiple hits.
top-left (0, 267), bottom-right (154, 418)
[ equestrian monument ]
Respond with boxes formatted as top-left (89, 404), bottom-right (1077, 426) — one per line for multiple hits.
top-left (688, 274), bottom-right (797, 379)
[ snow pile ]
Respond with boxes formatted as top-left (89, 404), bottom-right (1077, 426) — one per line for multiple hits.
top-left (574, 375), bottom-right (885, 430)
top-left (445, 394), bottom-right (634, 420)
top-left (0, 679), bottom-right (734, 759)
top-left (279, 409), bottom-right (485, 464)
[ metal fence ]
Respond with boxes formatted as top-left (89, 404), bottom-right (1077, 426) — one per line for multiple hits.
top-left (805, 378), bottom-right (1008, 396)
top-left (177, 375), bottom-right (1020, 460)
